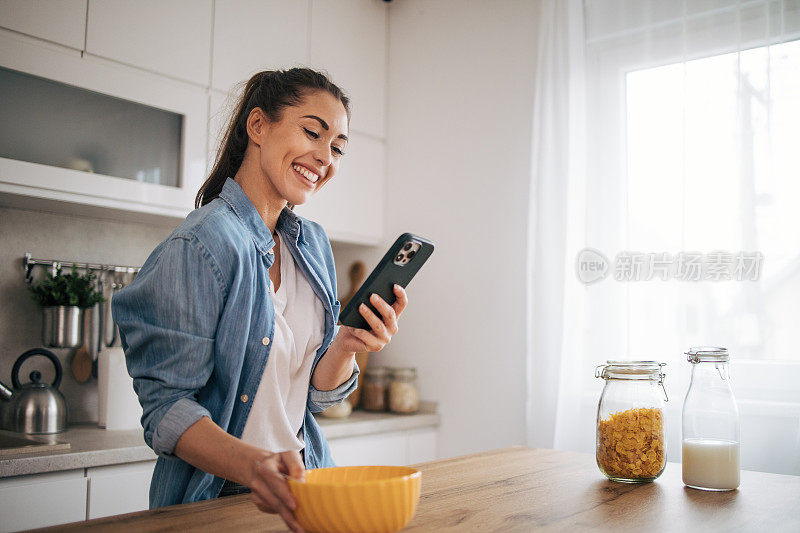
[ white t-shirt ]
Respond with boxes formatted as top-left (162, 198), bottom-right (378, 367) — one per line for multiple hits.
top-left (240, 233), bottom-right (326, 453)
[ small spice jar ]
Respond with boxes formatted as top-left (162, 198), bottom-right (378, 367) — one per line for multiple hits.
top-left (389, 367), bottom-right (419, 414)
top-left (362, 366), bottom-right (389, 411)
top-left (595, 360), bottom-right (668, 483)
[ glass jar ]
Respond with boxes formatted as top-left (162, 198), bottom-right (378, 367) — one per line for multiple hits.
top-left (682, 347), bottom-right (740, 491)
top-left (362, 366), bottom-right (389, 412)
top-left (595, 361), bottom-right (668, 483)
top-left (389, 367), bottom-right (419, 414)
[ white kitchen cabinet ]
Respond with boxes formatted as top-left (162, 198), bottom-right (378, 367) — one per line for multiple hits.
top-left (406, 428), bottom-right (440, 465)
top-left (0, 0), bottom-right (87, 51)
top-left (207, 89), bottom-right (237, 172)
top-left (85, 0), bottom-right (213, 86)
top-left (309, 0), bottom-right (388, 139)
top-left (211, 0), bottom-right (309, 94)
top-left (86, 460), bottom-right (156, 519)
top-left (0, 469), bottom-right (87, 533)
top-left (327, 427), bottom-right (439, 467)
top-left (0, 29), bottom-right (208, 225)
top-left (294, 132), bottom-right (385, 244)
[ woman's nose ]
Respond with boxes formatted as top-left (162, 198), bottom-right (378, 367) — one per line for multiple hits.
top-left (314, 147), bottom-right (332, 166)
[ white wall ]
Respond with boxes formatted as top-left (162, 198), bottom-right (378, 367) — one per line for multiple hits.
top-left (357, 0), bottom-right (538, 459)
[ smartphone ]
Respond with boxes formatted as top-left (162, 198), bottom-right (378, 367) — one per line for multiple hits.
top-left (339, 233), bottom-right (435, 330)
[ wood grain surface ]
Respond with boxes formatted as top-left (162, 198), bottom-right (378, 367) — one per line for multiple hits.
top-left (36, 446), bottom-right (800, 532)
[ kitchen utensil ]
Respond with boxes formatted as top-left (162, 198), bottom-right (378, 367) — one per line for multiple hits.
top-left (71, 308), bottom-right (93, 383)
top-left (97, 347), bottom-right (142, 430)
top-left (103, 271), bottom-right (117, 347)
top-left (287, 465), bottom-right (421, 533)
top-left (41, 305), bottom-right (83, 348)
top-left (0, 348), bottom-right (68, 434)
top-left (340, 261), bottom-right (369, 408)
top-left (90, 275), bottom-right (102, 361)
top-left (102, 269), bottom-right (129, 348)
top-left (341, 261), bottom-right (367, 306)
top-left (0, 429), bottom-right (70, 457)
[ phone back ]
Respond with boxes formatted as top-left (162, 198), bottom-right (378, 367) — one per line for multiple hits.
top-left (339, 233), bottom-right (434, 330)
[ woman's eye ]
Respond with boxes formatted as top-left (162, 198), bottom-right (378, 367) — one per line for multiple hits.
top-left (332, 146), bottom-right (345, 156)
top-left (303, 128), bottom-right (319, 139)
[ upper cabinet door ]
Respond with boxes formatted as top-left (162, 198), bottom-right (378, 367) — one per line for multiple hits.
top-left (309, 0), bottom-right (387, 139)
top-left (0, 0), bottom-right (87, 50)
top-left (294, 132), bottom-right (385, 244)
top-left (211, 0), bottom-right (309, 94)
top-left (85, 0), bottom-right (212, 86)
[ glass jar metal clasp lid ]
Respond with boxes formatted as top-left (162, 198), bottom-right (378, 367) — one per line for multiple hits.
top-left (686, 346), bottom-right (729, 364)
top-left (595, 360), bottom-right (669, 402)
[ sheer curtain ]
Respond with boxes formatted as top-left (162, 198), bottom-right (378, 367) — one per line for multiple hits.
top-left (528, 0), bottom-right (800, 475)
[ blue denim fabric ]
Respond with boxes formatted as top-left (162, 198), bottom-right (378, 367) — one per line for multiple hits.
top-left (112, 178), bottom-right (358, 508)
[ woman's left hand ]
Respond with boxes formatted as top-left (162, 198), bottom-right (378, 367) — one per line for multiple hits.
top-left (334, 284), bottom-right (408, 353)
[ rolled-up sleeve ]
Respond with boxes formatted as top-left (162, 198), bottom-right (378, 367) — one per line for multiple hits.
top-left (307, 325), bottom-right (360, 413)
top-left (112, 236), bottom-right (225, 458)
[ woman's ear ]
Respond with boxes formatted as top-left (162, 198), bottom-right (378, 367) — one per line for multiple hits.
top-left (245, 107), bottom-right (269, 147)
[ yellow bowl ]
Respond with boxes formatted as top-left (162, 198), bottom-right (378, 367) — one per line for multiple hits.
top-left (287, 465), bottom-right (421, 533)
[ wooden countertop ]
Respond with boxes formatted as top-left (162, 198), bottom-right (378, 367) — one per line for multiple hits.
top-left (39, 446), bottom-right (800, 532)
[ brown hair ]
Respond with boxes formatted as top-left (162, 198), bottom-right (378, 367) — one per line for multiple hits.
top-left (196, 68), bottom-right (350, 208)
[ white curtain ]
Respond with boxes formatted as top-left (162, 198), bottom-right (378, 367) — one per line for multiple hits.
top-left (528, 0), bottom-right (800, 475)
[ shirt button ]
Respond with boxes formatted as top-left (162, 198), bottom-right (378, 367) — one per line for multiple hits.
top-left (240, 394), bottom-right (248, 403)
top-left (267, 249), bottom-right (274, 255)
top-left (262, 337), bottom-right (270, 346)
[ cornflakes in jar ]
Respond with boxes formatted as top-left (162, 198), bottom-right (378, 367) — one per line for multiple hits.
top-left (595, 361), bottom-right (668, 482)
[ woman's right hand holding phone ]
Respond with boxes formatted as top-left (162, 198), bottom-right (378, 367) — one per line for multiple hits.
top-left (249, 450), bottom-right (306, 533)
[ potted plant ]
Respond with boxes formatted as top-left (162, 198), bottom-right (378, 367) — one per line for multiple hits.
top-left (28, 267), bottom-right (105, 348)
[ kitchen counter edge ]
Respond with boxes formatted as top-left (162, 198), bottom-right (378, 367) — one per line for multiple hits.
top-left (0, 403), bottom-right (440, 478)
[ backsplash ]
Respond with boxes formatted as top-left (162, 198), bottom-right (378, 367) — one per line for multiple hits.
top-left (0, 206), bottom-right (175, 423)
top-left (0, 204), bottom-right (377, 424)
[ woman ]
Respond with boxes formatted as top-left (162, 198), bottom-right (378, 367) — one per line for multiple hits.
top-left (113, 68), bottom-right (406, 532)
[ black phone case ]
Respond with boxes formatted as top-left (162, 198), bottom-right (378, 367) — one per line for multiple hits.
top-left (339, 233), bottom-right (435, 330)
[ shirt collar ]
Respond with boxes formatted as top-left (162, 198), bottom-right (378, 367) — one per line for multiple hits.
top-left (218, 178), bottom-right (306, 255)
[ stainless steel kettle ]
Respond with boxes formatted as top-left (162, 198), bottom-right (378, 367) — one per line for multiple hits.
top-left (0, 348), bottom-right (68, 434)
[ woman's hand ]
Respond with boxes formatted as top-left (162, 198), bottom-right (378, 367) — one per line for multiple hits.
top-left (310, 285), bottom-right (408, 392)
top-left (336, 284), bottom-right (408, 353)
top-left (248, 451), bottom-right (306, 533)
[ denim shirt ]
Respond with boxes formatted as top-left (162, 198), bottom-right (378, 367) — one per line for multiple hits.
top-left (112, 178), bottom-right (358, 508)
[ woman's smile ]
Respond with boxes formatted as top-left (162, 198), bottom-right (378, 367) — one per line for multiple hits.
top-left (292, 163), bottom-right (320, 188)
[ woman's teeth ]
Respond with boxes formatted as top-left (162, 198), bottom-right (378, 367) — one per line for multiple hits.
top-left (293, 164), bottom-right (319, 183)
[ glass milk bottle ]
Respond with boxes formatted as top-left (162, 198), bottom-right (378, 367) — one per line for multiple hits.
top-left (682, 347), bottom-right (740, 491)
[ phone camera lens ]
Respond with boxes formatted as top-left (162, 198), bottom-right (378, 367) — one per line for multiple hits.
top-left (395, 254), bottom-right (403, 262)
top-left (407, 250), bottom-right (416, 259)
top-left (403, 242), bottom-right (413, 251)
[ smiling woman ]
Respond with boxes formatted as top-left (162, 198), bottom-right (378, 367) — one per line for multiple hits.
top-left (112, 68), bottom-right (409, 533)
top-left (197, 69), bottom-right (350, 209)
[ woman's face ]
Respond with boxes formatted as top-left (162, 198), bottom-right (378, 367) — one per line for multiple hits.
top-left (255, 90), bottom-right (349, 206)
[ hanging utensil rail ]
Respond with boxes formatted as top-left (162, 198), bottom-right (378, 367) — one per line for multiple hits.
top-left (23, 253), bottom-right (140, 284)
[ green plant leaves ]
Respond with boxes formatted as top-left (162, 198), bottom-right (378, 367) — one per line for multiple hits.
top-left (27, 266), bottom-right (106, 308)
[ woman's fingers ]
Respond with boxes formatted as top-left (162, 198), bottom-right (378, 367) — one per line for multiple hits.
top-left (391, 284), bottom-right (408, 317)
top-left (359, 302), bottom-right (388, 340)
top-left (251, 491), bottom-right (276, 513)
top-left (369, 293), bottom-right (398, 335)
top-left (252, 460), bottom-right (305, 532)
top-left (278, 451), bottom-right (306, 481)
top-left (256, 460), bottom-right (297, 510)
top-left (350, 325), bottom-right (383, 351)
